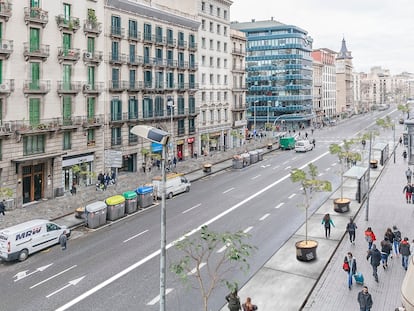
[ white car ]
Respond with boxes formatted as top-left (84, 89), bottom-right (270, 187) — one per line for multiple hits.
top-left (295, 140), bottom-right (314, 152)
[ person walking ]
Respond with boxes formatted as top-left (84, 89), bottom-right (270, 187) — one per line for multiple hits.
top-left (399, 237), bottom-right (411, 271)
top-left (321, 213), bottom-right (335, 238)
top-left (0, 199), bottom-right (5, 217)
top-left (380, 237), bottom-right (392, 269)
top-left (403, 182), bottom-right (412, 203)
top-left (346, 217), bottom-right (357, 244)
top-left (357, 286), bottom-right (373, 311)
top-left (345, 252), bottom-right (357, 289)
top-left (405, 167), bottom-right (412, 183)
top-left (393, 225), bottom-right (402, 258)
top-left (364, 227), bottom-right (376, 250)
top-left (242, 297), bottom-right (258, 311)
top-left (385, 227), bottom-right (395, 258)
top-left (225, 289), bottom-right (241, 311)
top-left (59, 231), bottom-right (68, 251)
top-left (366, 244), bottom-right (381, 282)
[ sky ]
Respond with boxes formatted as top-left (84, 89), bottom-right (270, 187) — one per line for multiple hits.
top-left (230, 0), bottom-right (414, 75)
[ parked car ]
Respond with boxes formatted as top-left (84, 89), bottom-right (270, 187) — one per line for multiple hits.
top-left (295, 140), bottom-right (314, 152)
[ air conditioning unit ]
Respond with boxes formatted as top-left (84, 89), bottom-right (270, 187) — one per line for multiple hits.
top-left (84, 52), bottom-right (93, 59)
top-left (83, 84), bottom-right (91, 91)
top-left (0, 83), bottom-right (10, 91)
top-left (2, 43), bottom-right (10, 50)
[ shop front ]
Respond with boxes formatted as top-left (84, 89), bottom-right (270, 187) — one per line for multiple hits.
top-left (62, 153), bottom-right (95, 192)
top-left (176, 139), bottom-right (184, 160)
top-left (187, 137), bottom-right (195, 157)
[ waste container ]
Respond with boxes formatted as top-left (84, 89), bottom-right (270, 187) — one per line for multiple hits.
top-left (136, 186), bottom-right (154, 208)
top-left (240, 153), bottom-right (250, 167)
top-left (85, 201), bottom-right (107, 229)
top-left (105, 195), bottom-right (126, 221)
top-left (123, 191), bottom-right (138, 214)
top-left (249, 150), bottom-right (259, 164)
top-left (232, 155), bottom-right (243, 169)
top-left (257, 149), bottom-right (264, 161)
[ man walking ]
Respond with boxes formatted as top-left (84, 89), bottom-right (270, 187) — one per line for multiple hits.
top-left (0, 199), bottom-right (5, 217)
top-left (399, 237), bottom-right (411, 271)
top-left (405, 167), bottom-right (412, 183)
top-left (366, 244), bottom-right (381, 282)
top-left (403, 183), bottom-right (412, 204)
top-left (59, 231), bottom-right (68, 250)
top-left (357, 286), bottom-right (373, 311)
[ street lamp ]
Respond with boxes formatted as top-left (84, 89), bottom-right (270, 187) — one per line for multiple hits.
top-left (130, 125), bottom-right (170, 311)
top-left (167, 96), bottom-right (174, 160)
top-left (253, 101), bottom-right (258, 139)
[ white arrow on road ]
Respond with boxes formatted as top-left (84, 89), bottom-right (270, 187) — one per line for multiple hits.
top-left (46, 276), bottom-right (85, 298)
top-left (14, 263), bottom-right (54, 282)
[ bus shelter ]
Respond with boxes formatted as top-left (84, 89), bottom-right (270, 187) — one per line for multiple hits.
top-left (343, 166), bottom-right (369, 203)
top-left (373, 142), bottom-right (389, 166)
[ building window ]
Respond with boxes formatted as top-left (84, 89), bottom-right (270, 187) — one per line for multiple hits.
top-left (201, 73), bottom-right (205, 85)
top-left (223, 26), bottom-right (227, 36)
top-left (144, 23), bottom-right (152, 41)
top-left (24, 135), bottom-right (45, 155)
top-left (224, 42), bottom-right (227, 52)
top-left (128, 19), bottom-right (138, 39)
top-left (209, 4), bottom-right (213, 15)
top-left (209, 56), bottom-right (213, 67)
top-left (201, 1), bottom-right (205, 11)
top-left (209, 39), bottom-right (213, 50)
top-left (224, 59), bottom-right (227, 68)
top-left (201, 91), bottom-right (206, 101)
top-left (209, 22), bottom-right (213, 32)
top-left (111, 127), bottom-right (122, 146)
top-left (167, 28), bottom-right (174, 45)
top-left (201, 55), bottom-right (205, 66)
top-left (29, 98), bottom-right (40, 126)
top-left (224, 10), bottom-right (228, 19)
top-left (217, 75), bottom-right (221, 85)
top-left (154, 96), bottom-right (164, 117)
top-left (87, 97), bottom-right (95, 119)
top-left (156, 26), bottom-right (163, 43)
top-left (142, 97), bottom-right (153, 118)
top-left (201, 19), bottom-right (205, 30)
top-left (63, 132), bottom-right (71, 150)
top-left (217, 41), bottom-right (221, 51)
top-left (62, 96), bottom-right (72, 124)
top-left (209, 74), bottom-right (213, 84)
top-left (111, 98), bottom-right (122, 121)
top-left (111, 15), bottom-right (121, 36)
top-left (201, 37), bottom-right (206, 48)
top-left (217, 24), bottom-right (220, 35)
top-left (217, 7), bottom-right (220, 17)
top-left (87, 129), bottom-right (95, 145)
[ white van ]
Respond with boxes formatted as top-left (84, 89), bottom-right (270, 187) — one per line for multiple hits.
top-left (295, 140), bottom-right (314, 152)
top-left (152, 173), bottom-right (191, 199)
top-left (0, 219), bottom-right (70, 262)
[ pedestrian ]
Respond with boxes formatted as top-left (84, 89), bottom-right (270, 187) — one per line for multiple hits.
top-left (311, 128), bottom-right (314, 135)
top-left (364, 227), bottom-right (376, 250)
top-left (321, 213), bottom-right (335, 238)
top-left (405, 167), bottom-right (412, 183)
top-left (59, 231), bottom-right (67, 250)
top-left (225, 289), bottom-right (241, 311)
top-left (366, 244), bottom-right (381, 282)
top-left (312, 138), bottom-right (316, 148)
top-left (399, 237), bottom-right (411, 271)
top-left (403, 150), bottom-right (408, 160)
top-left (242, 297), bottom-right (257, 311)
top-left (399, 136), bottom-right (403, 146)
top-left (403, 182), bottom-right (412, 203)
top-left (384, 227), bottom-right (395, 257)
top-left (0, 199), bottom-right (5, 216)
top-left (393, 225), bottom-right (402, 257)
top-left (173, 156), bottom-right (177, 168)
top-left (346, 217), bottom-right (357, 244)
top-left (357, 286), bottom-right (373, 311)
top-left (70, 182), bottom-right (77, 195)
top-left (380, 237), bottom-right (392, 269)
top-left (344, 252), bottom-right (357, 289)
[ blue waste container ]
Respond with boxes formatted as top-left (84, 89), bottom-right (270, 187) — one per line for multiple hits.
top-left (136, 186), bottom-right (153, 208)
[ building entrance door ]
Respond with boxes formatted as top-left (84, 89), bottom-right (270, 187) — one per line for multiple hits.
top-left (22, 164), bottom-right (44, 204)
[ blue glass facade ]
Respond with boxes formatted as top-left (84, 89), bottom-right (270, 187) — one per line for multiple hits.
top-left (232, 21), bottom-right (314, 130)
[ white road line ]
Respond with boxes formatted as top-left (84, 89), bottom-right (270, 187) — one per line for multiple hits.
top-left (244, 226), bottom-right (253, 233)
top-left (259, 213), bottom-right (270, 221)
top-left (123, 230), bottom-right (149, 243)
top-left (46, 276), bottom-right (85, 298)
top-left (288, 193), bottom-right (296, 199)
top-left (217, 244), bottom-right (228, 253)
top-left (30, 265), bottom-right (77, 289)
top-left (182, 203), bottom-right (202, 214)
top-left (188, 262), bottom-right (206, 275)
top-left (282, 160), bottom-right (289, 165)
top-left (275, 202), bottom-right (284, 209)
top-left (55, 151), bottom-right (331, 311)
top-left (331, 162), bottom-right (337, 166)
top-left (284, 166), bottom-right (291, 170)
top-left (273, 165), bottom-right (280, 170)
top-left (318, 173), bottom-right (323, 176)
top-left (325, 167), bottom-right (331, 171)
top-left (251, 175), bottom-right (261, 180)
top-left (147, 288), bottom-right (174, 306)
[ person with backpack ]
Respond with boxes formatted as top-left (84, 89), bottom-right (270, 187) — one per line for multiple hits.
top-left (366, 244), bottom-right (381, 282)
top-left (346, 217), bottom-right (357, 244)
top-left (364, 227), bottom-right (376, 250)
top-left (321, 213), bottom-right (335, 238)
top-left (403, 182), bottom-right (412, 204)
top-left (343, 252), bottom-right (357, 289)
top-left (393, 225), bottom-right (402, 258)
top-left (380, 237), bottom-right (392, 269)
top-left (226, 289), bottom-right (241, 311)
top-left (399, 237), bottom-right (411, 271)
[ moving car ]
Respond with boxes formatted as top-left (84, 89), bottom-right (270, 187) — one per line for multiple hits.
top-left (295, 140), bottom-right (314, 152)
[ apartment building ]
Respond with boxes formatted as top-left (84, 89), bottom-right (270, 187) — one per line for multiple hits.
top-left (1, 0), bottom-right (199, 208)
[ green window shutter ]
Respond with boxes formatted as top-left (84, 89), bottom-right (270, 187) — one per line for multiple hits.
top-left (63, 132), bottom-right (71, 150)
top-left (0, 23), bottom-right (3, 41)
top-left (63, 65), bottom-right (71, 89)
top-left (88, 66), bottom-right (95, 85)
top-left (87, 97), bottom-right (95, 118)
top-left (87, 129), bottom-right (95, 142)
top-left (31, 0), bottom-right (40, 8)
top-left (29, 98), bottom-right (40, 125)
top-left (63, 33), bottom-right (71, 54)
top-left (62, 96), bottom-right (72, 123)
top-left (30, 62), bottom-right (40, 90)
top-left (29, 28), bottom-right (40, 51)
top-left (87, 37), bottom-right (95, 53)
top-left (0, 60), bottom-right (3, 84)
top-left (63, 3), bottom-right (71, 20)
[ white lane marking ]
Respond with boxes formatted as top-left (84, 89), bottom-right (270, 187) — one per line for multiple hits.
top-left (292, 157), bottom-right (298, 160)
top-left (123, 230), bottom-right (149, 243)
top-left (14, 264), bottom-right (53, 282)
top-left (325, 167), bottom-right (331, 171)
top-left (284, 166), bottom-right (291, 170)
top-left (288, 193), bottom-right (296, 199)
top-left (30, 265), bottom-right (77, 289)
top-left (251, 175), bottom-right (261, 180)
top-left (217, 244), bottom-right (228, 253)
top-left (244, 226), bottom-right (253, 233)
top-left (273, 165), bottom-right (280, 170)
top-left (259, 213), bottom-right (270, 221)
top-left (223, 187), bottom-right (234, 194)
top-left (46, 276), bottom-right (85, 298)
top-left (282, 160), bottom-right (289, 165)
top-left (147, 288), bottom-right (174, 306)
top-left (331, 162), bottom-right (337, 166)
top-left (188, 262), bottom-right (206, 275)
top-left (261, 164), bottom-right (270, 168)
top-left (275, 203), bottom-right (284, 209)
top-left (56, 151), bottom-right (330, 311)
top-left (182, 203), bottom-right (202, 214)
top-left (318, 173), bottom-right (324, 176)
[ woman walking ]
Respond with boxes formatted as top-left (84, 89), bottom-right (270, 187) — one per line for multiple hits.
top-left (393, 225), bottom-right (402, 258)
top-left (242, 297), bottom-right (258, 311)
top-left (346, 217), bottom-right (358, 244)
top-left (226, 289), bottom-right (241, 311)
top-left (364, 227), bottom-right (376, 250)
top-left (321, 213), bottom-right (335, 238)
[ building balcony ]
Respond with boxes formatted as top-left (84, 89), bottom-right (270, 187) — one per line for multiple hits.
top-left (177, 61), bottom-right (188, 70)
top-left (57, 81), bottom-right (81, 95)
top-left (110, 26), bottom-right (124, 39)
top-left (109, 53), bottom-right (127, 65)
top-left (82, 114), bottom-right (104, 128)
top-left (0, 79), bottom-right (14, 95)
top-left (108, 80), bottom-right (127, 92)
top-left (127, 81), bottom-right (142, 92)
top-left (23, 43), bottom-right (49, 61)
top-left (154, 58), bottom-right (166, 68)
top-left (57, 47), bottom-right (80, 63)
top-left (143, 81), bottom-right (155, 91)
top-left (23, 80), bottom-right (51, 95)
top-left (166, 59), bottom-right (177, 68)
top-left (188, 42), bottom-right (197, 51)
top-left (55, 15), bottom-right (80, 32)
top-left (188, 62), bottom-right (198, 71)
top-left (127, 55), bottom-right (143, 67)
top-left (231, 104), bottom-right (246, 112)
top-left (13, 117), bottom-right (61, 134)
top-left (143, 33), bottom-right (154, 43)
top-left (111, 136), bottom-right (122, 146)
top-left (0, 2), bottom-right (12, 21)
top-left (128, 30), bottom-right (141, 42)
top-left (83, 50), bottom-right (103, 64)
top-left (166, 38), bottom-right (176, 47)
top-left (143, 56), bottom-right (155, 67)
top-left (177, 40), bottom-right (187, 49)
top-left (128, 134), bottom-right (138, 145)
top-left (24, 7), bottom-right (48, 26)
top-left (0, 39), bottom-right (13, 58)
top-left (232, 65), bottom-right (245, 72)
top-left (82, 82), bottom-right (104, 95)
top-left (154, 36), bottom-right (166, 46)
top-left (232, 48), bottom-right (246, 56)
top-left (83, 20), bottom-right (102, 35)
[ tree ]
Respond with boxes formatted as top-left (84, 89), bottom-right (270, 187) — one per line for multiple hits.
top-left (290, 164), bottom-right (331, 244)
top-left (398, 103), bottom-right (410, 119)
top-left (170, 225), bottom-right (255, 311)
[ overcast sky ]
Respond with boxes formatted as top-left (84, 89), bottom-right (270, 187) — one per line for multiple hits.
top-left (230, 0), bottom-right (414, 75)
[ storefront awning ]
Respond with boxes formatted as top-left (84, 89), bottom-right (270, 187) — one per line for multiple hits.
top-left (11, 152), bottom-right (67, 163)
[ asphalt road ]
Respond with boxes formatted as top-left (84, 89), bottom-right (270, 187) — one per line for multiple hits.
top-left (0, 109), bottom-right (398, 311)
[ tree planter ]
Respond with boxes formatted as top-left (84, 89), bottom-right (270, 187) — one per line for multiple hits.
top-left (333, 198), bottom-right (350, 213)
top-left (295, 240), bottom-right (318, 262)
top-left (370, 159), bottom-right (378, 169)
top-left (203, 163), bottom-right (212, 173)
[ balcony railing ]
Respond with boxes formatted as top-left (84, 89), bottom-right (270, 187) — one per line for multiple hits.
top-left (155, 36), bottom-right (166, 46)
top-left (0, 2), bottom-right (12, 21)
top-left (0, 39), bottom-right (13, 58)
top-left (57, 47), bottom-right (80, 62)
top-left (143, 33), bottom-right (154, 43)
top-left (127, 55), bottom-right (143, 66)
top-left (57, 81), bottom-right (81, 94)
top-left (83, 19), bottom-right (102, 35)
top-left (166, 38), bottom-right (176, 47)
top-left (188, 42), bottom-right (197, 51)
top-left (108, 80), bottom-right (127, 92)
top-left (232, 48), bottom-right (246, 55)
top-left (177, 40), bottom-right (187, 49)
top-left (127, 81), bottom-right (142, 92)
top-left (0, 79), bottom-right (14, 95)
top-left (83, 50), bottom-right (103, 64)
top-left (111, 137), bottom-right (122, 146)
top-left (82, 114), bottom-right (104, 127)
top-left (109, 53), bottom-right (127, 65)
top-left (23, 42), bottom-right (49, 60)
top-left (55, 15), bottom-right (80, 32)
top-left (128, 30), bottom-right (141, 41)
top-left (110, 26), bottom-right (124, 38)
top-left (82, 82), bottom-right (104, 94)
top-left (23, 80), bottom-right (51, 94)
top-left (24, 7), bottom-right (48, 26)
top-left (13, 117), bottom-right (61, 134)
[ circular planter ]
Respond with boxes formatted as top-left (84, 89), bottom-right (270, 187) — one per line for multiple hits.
top-left (75, 206), bottom-right (85, 219)
top-left (295, 240), bottom-right (318, 262)
top-left (370, 160), bottom-right (378, 169)
top-left (203, 163), bottom-right (212, 173)
top-left (334, 198), bottom-right (350, 213)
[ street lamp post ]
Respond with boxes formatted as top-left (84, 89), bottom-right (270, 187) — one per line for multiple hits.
top-left (253, 101), bottom-right (258, 139)
top-left (167, 97), bottom-right (174, 160)
top-left (130, 125), bottom-right (170, 311)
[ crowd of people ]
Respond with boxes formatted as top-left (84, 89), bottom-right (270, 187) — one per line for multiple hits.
top-left (96, 171), bottom-right (116, 191)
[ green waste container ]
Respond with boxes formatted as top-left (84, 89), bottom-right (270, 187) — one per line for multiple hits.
top-left (123, 191), bottom-right (138, 214)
